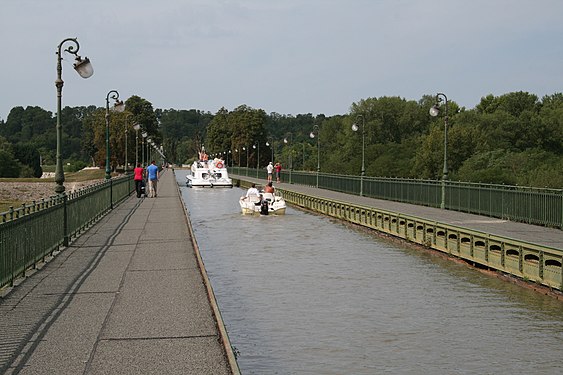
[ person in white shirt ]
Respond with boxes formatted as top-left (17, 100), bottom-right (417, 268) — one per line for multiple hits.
top-left (246, 183), bottom-right (260, 198)
top-left (266, 162), bottom-right (274, 182)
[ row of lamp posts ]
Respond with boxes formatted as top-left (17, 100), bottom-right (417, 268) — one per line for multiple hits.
top-left (55, 37), bottom-right (165, 194)
top-left (348, 93), bottom-right (449, 206)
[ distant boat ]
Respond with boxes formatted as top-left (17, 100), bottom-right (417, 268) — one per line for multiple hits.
top-left (186, 159), bottom-right (233, 188)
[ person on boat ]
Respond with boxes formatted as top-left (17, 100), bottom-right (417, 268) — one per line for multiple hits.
top-left (264, 181), bottom-right (275, 193)
top-left (266, 162), bottom-right (274, 182)
top-left (245, 183), bottom-right (260, 198)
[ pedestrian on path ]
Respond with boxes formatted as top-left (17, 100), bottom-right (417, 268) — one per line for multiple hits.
top-left (146, 160), bottom-right (159, 198)
top-left (133, 163), bottom-right (145, 198)
top-left (274, 162), bottom-right (282, 183)
top-left (266, 162), bottom-right (274, 182)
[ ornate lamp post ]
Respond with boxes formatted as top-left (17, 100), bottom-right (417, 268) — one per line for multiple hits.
top-left (283, 134), bottom-right (293, 184)
top-left (302, 142), bottom-right (306, 170)
top-left (124, 114), bottom-right (133, 174)
top-left (310, 125), bottom-right (320, 188)
top-left (352, 114), bottom-right (366, 196)
top-left (133, 124), bottom-right (141, 166)
top-left (141, 131), bottom-right (148, 167)
top-left (105, 90), bottom-right (124, 179)
top-left (54, 38), bottom-right (93, 194)
top-left (253, 143), bottom-right (260, 178)
top-left (266, 138), bottom-right (274, 163)
top-left (244, 146), bottom-right (249, 176)
top-left (429, 92), bottom-right (449, 209)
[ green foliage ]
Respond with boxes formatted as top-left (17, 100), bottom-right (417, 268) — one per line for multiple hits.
top-left (159, 109), bottom-right (212, 163)
top-left (1, 90), bottom-right (561, 188)
top-left (455, 149), bottom-right (563, 188)
top-left (0, 150), bottom-right (21, 177)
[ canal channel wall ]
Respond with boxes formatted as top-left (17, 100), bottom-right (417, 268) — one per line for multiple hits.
top-left (235, 179), bottom-right (563, 293)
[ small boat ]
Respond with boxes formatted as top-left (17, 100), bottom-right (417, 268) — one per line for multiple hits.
top-left (239, 191), bottom-right (287, 215)
top-left (186, 159), bottom-right (233, 188)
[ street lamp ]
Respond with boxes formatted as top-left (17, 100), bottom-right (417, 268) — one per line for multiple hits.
top-left (310, 125), bottom-right (320, 188)
top-left (253, 144), bottom-right (260, 177)
top-left (124, 113), bottom-right (133, 174)
top-left (54, 38), bottom-right (93, 194)
top-left (429, 92), bottom-right (449, 209)
top-left (133, 124), bottom-right (141, 166)
top-left (352, 114), bottom-right (366, 196)
top-left (105, 90), bottom-right (125, 179)
top-left (266, 138), bottom-right (274, 163)
top-left (141, 131), bottom-right (148, 167)
top-left (244, 146), bottom-right (249, 176)
top-left (284, 134), bottom-right (293, 184)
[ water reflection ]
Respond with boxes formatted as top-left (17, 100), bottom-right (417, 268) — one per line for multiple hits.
top-left (176, 171), bottom-right (563, 375)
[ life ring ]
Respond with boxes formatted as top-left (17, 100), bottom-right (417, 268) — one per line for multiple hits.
top-left (216, 162), bottom-right (224, 168)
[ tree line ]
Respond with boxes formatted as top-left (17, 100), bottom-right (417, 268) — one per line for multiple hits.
top-left (0, 91), bottom-right (561, 188)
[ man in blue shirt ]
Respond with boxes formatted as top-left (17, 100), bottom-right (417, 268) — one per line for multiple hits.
top-left (146, 160), bottom-right (159, 198)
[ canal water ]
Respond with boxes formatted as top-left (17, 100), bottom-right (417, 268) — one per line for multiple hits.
top-left (175, 172), bottom-right (563, 375)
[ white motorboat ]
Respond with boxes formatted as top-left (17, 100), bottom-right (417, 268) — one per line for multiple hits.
top-left (239, 191), bottom-right (287, 215)
top-left (186, 159), bottom-right (233, 188)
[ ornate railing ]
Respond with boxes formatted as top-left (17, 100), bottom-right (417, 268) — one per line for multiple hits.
top-left (0, 176), bottom-right (134, 289)
top-left (229, 166), bottom-right (563, 229)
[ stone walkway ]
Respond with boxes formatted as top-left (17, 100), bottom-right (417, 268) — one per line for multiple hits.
top-left (0, 170), bottom-right (237, 374)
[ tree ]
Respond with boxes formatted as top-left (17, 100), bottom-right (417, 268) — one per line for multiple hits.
top-left (13, 143), bottom-right (42, 177)
top-left (0, 150), bottom-right (21, 177)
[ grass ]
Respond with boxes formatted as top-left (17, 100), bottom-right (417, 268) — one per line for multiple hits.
top-left (0, 168), bottom-right (109, 214)
top-left (0, 200), bottom-right (22, 214)
top-left (0, 168), bottom-right (107, 183)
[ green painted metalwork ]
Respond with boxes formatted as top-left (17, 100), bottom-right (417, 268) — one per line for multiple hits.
top-left (272, 186), bottom-right (563, 291)
top-left (233, 167), bottom-right (563, 228)
top-left (0, 175), bottom-right (134, 289)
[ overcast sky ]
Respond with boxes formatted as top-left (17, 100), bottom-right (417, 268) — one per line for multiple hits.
top-left (1, 0), bottom-right (562, 120)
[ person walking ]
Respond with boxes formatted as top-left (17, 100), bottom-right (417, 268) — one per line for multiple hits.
top-left (133, 163), bottom-right (145, 198)
top-left (146, 160), bottom-right (159, 198)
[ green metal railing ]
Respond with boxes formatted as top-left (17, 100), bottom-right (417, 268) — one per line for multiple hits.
top-left (230, 166), bottom-right (563, 229)
top-left (0, 175), bottom-right (134, 289)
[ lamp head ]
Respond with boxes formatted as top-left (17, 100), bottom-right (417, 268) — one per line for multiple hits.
top-left (133, 124), bottom-right (141, 131)
top-left (113, 100), bottom-right (126, 113)
top-left (73, 56), bottom-right (94, 78)
top-left (429, 104), bottom-right (440, 117)
top-left (309, 132), bottom-right (315, 139)
top-left (283, 138), bottom-right (288, 144)
top-left (351, 123), bottom-right (359, 132)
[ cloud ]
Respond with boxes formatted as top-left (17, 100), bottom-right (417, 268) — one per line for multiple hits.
top-left (1, 0), bottom-right (563, 120)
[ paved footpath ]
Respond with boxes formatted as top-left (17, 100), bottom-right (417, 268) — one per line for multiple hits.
top-left (0, 170), bottom-right (236, 374)
top-left (234, 175), bottom-right (563, 250)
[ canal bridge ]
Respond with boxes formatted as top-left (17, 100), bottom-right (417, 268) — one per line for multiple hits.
top-left (0, 168), bottom-right (561, 373)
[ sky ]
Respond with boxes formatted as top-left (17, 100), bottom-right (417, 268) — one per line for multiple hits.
top-left (1, 0), bottom-right (563, 121)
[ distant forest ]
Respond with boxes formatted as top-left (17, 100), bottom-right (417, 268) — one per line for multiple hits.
top-left (0, 91), bottom-right (561, 188)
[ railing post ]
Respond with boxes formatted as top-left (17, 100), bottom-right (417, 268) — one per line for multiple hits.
top-left (110, 179), bottom-right (114, 210)
top-left (63, 193), bottom-right (69, 247)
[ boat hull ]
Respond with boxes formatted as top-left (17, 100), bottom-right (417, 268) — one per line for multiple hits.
top-left (239, 193), bottom-right (286, 215)
top-left (186, 162), bottom-right (233, 188)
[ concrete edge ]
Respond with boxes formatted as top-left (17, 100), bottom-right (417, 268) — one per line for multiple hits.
top-left (174, 170), bottom-right (241, 375)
